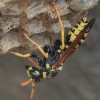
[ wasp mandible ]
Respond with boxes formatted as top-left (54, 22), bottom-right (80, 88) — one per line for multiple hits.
top-left (9, 1), bottom-right (95, 100)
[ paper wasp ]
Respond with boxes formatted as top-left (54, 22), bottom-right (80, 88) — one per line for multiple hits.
top-left (9, 1), bottom-right (95, 100)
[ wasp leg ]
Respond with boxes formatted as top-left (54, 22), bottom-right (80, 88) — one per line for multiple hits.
top-left (22, 30), bottom-right (48, 58)
top-left (21, 78), bottom-right (35, 100)
top-left (50, 1), bottom-right (65, 50)
top-left (9, 51), bottom-right (40, 69)
top-left (30, 82), bottom-right (35, 100)
top-left (9, 51), bottom-right (31, 58)
top-left (21, 78), bottom-right (32, 86)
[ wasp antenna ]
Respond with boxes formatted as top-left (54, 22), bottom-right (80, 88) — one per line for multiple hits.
top-left (21, 79), bottom-right (32, 86)
top-left (30, 88), bottom-right (35, 100)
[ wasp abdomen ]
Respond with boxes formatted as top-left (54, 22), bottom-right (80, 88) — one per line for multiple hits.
top-left (65, 16), bottom-right (88, 49)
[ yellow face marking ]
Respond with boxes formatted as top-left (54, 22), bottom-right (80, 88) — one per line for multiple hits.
top-left (43, 72), bottom-right (47, 79)
top-left (46, 63), bottom-right (50, 69)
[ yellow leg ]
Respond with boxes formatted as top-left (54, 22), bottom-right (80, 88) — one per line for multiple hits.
top-left (9, 51), bottom-right (40, 69)
top-left (50, 1), bottom-right (65, 50)
top-left (9, 51), bottom-right (31, 58)
top-left (22, 30), bottom-right (48, 58)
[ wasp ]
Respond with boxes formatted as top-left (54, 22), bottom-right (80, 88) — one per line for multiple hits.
top-left (9, 1), bottom-right (95, 100)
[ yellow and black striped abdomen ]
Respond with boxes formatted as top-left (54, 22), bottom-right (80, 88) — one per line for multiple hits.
top-left (65, 17), bottom-right (88, 49)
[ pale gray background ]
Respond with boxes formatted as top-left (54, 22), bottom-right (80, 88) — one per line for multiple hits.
top-left (0, 2), bottom-right (100, 100)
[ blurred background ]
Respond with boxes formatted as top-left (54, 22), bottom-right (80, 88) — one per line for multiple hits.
top-left (0, 1), bottom-right (100, 100)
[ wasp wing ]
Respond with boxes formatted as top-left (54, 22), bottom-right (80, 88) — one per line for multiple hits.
top-left (52, 18), bottom-right (96, 69)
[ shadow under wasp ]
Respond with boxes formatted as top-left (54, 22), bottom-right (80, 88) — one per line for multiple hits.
top-left (9, 1), bottom-right (95, 100)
